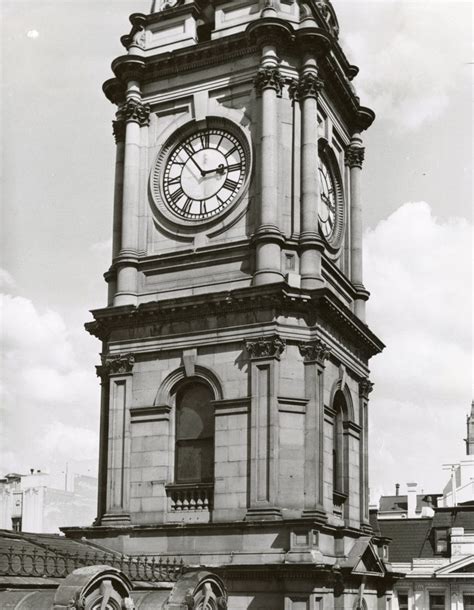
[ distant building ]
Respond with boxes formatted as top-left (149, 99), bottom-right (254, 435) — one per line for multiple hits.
top-left (0, 470), bottom-right (97, 533)
top-left (372, 505), bottom-right (474, 610)
top-left (378, 483), bottom-right (441, 520)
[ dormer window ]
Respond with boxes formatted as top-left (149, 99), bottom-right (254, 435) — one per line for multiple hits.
top-left (434, 528), bottom-right (449, 555)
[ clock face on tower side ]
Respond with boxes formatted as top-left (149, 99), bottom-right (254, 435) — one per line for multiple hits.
top-left (318, 158), bottom-right (337, 241)
top-left (161, 127), bottom-right (247, 221)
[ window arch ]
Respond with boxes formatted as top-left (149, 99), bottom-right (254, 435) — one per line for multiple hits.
top-left (175, 380), bottom-right (214, 484)
top-left (332, 390), bottom-right (346, 495)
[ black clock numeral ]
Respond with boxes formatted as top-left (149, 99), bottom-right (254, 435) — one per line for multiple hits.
top-left (167, 176), bottom-right (181, 186)
top-left (226, 162), bottom-right (242, 173)
top-left (200, 201), bottom-right (207, 215)
top-left (170, 187), bottom-right (184, 203)
top-left (200, 132), bottom-right (210, 149)
top-left (183, 143), bottom-right (195, 158)
top-left (223, 178), bottom-right (239, 192)
top-left (182, 198), bottom-right (194, 214)
top-left (225, 146), bottom-right (237, 158)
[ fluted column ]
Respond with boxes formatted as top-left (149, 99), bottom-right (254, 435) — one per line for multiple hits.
top-left (114, 85), bottom-right (150, 307)
top-left (292, 58), bottom-right (325, 290)
top-left (345, 135), bottom-right (368, 320)
top-left (359, 377), bottom-right (373, 529)
top-left (299, 340), bottom-right (330, 520)
top-left (94, 363), bottom-right (110, 525)
top-left (252, 48), bottom-right (284, 285)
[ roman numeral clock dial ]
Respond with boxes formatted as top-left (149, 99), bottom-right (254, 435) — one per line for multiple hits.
top-left (318, 159), bottom-right (337, 241)
top-left (161, 127), bottom-right (247, 221)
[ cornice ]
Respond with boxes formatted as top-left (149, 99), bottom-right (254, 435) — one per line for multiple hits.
top-left (85, 284), bottom-right (384, 359)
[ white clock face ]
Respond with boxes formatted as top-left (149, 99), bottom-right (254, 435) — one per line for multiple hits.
top-left (162, 128), bottom-right (246, 220)
top-left (318, 159), bottom-right (337, 240)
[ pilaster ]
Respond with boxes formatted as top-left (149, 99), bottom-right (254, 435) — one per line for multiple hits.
top-left (298, 340), bottom-right (331, 521)
top-left (359, 377), bottom-right (373, 529)
top-left (244, 335), bottom-right (285, 520)
top-left (98, 353), bottom-right (135, 526)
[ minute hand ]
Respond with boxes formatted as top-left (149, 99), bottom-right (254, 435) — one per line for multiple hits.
top-left (188, 155), bottom-right (204, 176)
top-left (202, 163), bottom-right (226, 176)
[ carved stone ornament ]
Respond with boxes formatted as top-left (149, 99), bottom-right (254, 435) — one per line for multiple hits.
top-left (112, 119), bottom-right (126, 143)
top-left (122, 98), bottom-right (150, 126)
top-left (315, 0), bottom-right (340, 39)
top-left (359, 378), bottom-right (374, 400)
top-left (254, 67), bottom-right (284, 97)
top-left (98, 353), bottom-right (135, 378)
top-left (290, 73), bottom-right (324, 101)
top-left (298, 339), bottom-right (331, 365)
top-left (157, 0), bottom-right (181, 11)
top-left (245, 335), bottom-right (286, 359)
top-left (345, 145), bottom-right (365, 169)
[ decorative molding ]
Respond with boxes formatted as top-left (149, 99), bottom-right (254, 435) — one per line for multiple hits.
top-left (254, 67), bottom-right (284, 97)
top-left (112, 119), bottom-right (126, 143)
top-left (245, 334), bottom-right (286, 360)
top-left (212, 397), bottom-right (250, 416)
top-left (277, 396), bottom-right (308, 414)
top-left (121, 99), bottom-right (150, 126)
top-left (289, 73), bottom-right (324, 102)
top-left (299, 340), bottom-right (331, 366)
top-left (130, 404), bottom-right (171, 423)
top-left (359, 378), bottom-right (374, 400)
top-left (97, 353), bottom-right (135, 378)
top-left (345, 146), bottom-right (365, 169)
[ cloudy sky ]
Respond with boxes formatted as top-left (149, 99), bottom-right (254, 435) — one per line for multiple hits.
top-left (1, 0), bottom-right (472, 503)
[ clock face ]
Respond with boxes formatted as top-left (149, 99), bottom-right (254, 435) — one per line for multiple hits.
top-left (318, 159), bottom-right (337, 240)
top-left (162, 127), bottom-right (247, 220)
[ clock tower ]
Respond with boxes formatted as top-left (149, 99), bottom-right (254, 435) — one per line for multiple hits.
top-left (67, 0), bottom-right (396, 607)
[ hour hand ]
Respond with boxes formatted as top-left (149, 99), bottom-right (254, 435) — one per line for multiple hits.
top-left (202, 163), bottom-right (226, 176)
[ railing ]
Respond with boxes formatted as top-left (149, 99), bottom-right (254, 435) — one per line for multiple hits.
top-left (0, 546), bottom-right (185, 582)
top-left (165, 483), bottom-right (214, 511)
top-left (333, 491), bottom-right (347, 517)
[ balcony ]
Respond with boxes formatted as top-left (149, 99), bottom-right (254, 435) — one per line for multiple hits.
top-left (165, 483), bottom-right (214, 514)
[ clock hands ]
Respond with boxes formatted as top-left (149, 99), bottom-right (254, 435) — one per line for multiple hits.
top-left (187, 154), bottom-right (205, 176)
top-left (201, 163), bottom-right (226, 176)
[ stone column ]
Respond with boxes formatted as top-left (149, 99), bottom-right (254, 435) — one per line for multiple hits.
top-left (244, 335), bottom-right (285, 520)
top-left (299, 339), bottom-right (331, 520)
top-left (114, 88), bottom-right (150, 307)
top-left (108, 118), bottom-right (126, 306)
top-left (252, 48), bottom-right (285, 286)
top-left (94, 363), bottom-right (110, 525)
top-left (345, 136), bottom-right (368, 320)
top-left (292, 60), bottom-right (325, 290)
top-left (99, 353), bottom-right (135, 525)
top-left (359, 377), bottom-right (373, 529)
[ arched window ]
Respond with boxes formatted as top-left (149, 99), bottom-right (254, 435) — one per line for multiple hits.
top-left (175, 381), bottom-right (214, 484)
top-left (332, 390), bottom-right (346, 496)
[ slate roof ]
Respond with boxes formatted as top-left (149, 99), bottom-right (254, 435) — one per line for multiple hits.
top-left (374, 506), bottom-right (474, 562)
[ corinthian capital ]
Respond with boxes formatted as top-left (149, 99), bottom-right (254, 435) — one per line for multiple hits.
top-left (359, 378), bottom-right (374, 400)
top-left (98, 353), bottom-right (135, 378)
top-left (121, 99), bottom-right (150, 126)
top-left (297, 73), bottom-right (324, 101)
top-left (345, 146), bottom-right (365, 169)
top-left (245, 335), bottom-right (286, 359)
top-left (254, 67), bottom-right (284, 97)
top-left (298, 339), bottom-right (331, 365)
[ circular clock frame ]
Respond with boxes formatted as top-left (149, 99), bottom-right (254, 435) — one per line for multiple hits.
top-left (318, 140), bottom-right (345, 252)
top-left (151, 117), bottom-right (252, 229)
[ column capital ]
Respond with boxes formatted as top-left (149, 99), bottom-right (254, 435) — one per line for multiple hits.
top-left (97, 353), bottom-right (135, 379)
top-left (345, 145), bottom-right (365, 169)
top-left (112, 119), bottom-right (126, 144)
top-left (245, 334), bottom-right (286, 360)
top-left (359, 377), bottom-right (374, 400)
top-left (119, 98), bottom-right (150, 126)
top-left (289, 74), bottom-right (324, 102)
top-left (254, 66), bottom-right (284, 97)
top-left (299, 339), bottom-right (331, 366)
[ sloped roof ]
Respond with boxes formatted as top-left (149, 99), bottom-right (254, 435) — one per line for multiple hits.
top-left (379, 494), bottom-right (441, 514)
top-left (376, 519), bottom-right (433, 562)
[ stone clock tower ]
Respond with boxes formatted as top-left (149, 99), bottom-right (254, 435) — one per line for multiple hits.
top-left (66, 0), bottom-right (396, 607)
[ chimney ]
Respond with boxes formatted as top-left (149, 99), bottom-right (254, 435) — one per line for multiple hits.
top-left (395, 483), bottom-right (400, 496)
top-left (407, 482), bottom-right (417, 518)
top-left (30, 468), bottom-right (34, 475)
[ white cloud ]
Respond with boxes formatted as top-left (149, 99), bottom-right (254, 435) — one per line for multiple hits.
top-left (26, 29), bottom-right (39, 39)
top-left (0, 269), bottom-right (16, 290)
top-left (365, 202), bottom-right (473, 499)
top-left (0, 288), bottom-right (100, 475)
top-left (338, 1), bottom-right (471, 130)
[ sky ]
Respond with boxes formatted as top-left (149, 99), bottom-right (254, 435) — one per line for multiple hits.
top-left (0, 0), bottom-right (472, 504)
